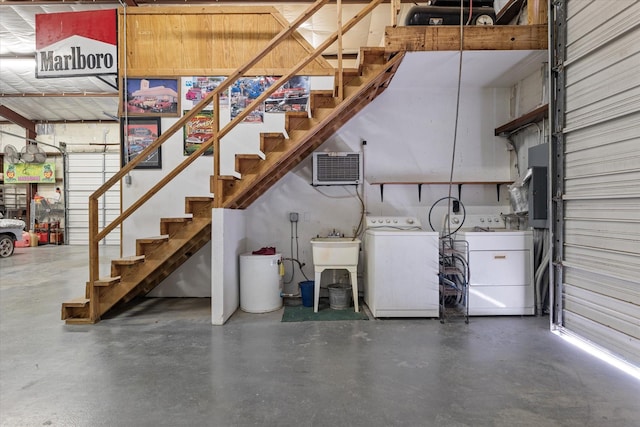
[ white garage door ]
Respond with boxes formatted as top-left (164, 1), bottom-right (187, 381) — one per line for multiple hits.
top-left (67, 152), bottom-right (120, 245)
top-left (551, 0), bottom-right (640, 365)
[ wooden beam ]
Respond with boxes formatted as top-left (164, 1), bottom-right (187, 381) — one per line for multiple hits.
top-left (495, 0), bottom-right (526, 25)
top-left (385, 24), bottom-right (548, 52)
top-left (528, 0), bottom-right (548, 25)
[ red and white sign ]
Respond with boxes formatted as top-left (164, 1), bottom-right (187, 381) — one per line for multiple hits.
top-left (35, 10), bottom-right (117, 78)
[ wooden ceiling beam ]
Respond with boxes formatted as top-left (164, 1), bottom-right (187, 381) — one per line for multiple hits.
top-left (385, 24), bottom-right (548, 52)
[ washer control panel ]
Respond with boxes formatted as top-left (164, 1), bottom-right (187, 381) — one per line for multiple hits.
top-left (366, 216), bottom-right (423, 230)
top-left (448, 214), bottom-right (506, 230)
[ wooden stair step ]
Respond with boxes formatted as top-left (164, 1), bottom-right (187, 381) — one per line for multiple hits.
top-left (235, 154), bottom-right (263, 175)
top-left (94, 276), bottom-right (121, 287)
top-left (61, 297), bottom-right (92, 324)
top-left (310, 90), bottom-right (338, 111)
top-left (85, 276), bottom-right (121, 298)
top-left (110, 255), bottom-right (146, 278)
top-left (210, 175), bottom-right (236, 194)
top-left (111, 255), bottom-right (145, 265)
top-left (359, 47), bottom-right (387, 67)
top-left (285, 111), bottom-right (310, 133)
top-left (136, 235), bottom-right (169, 256)
top-left (160, 217), bottom-right (192, 236)
top-left (260, 133), bottom-right (286, 153)
top-left (185, 196), bottom-right (214, 218)
top-left (62, 297), bottom-right (90, 308)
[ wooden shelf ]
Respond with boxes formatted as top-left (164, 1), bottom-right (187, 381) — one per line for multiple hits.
top-left (494, 104), bottom-right (548, 136)
top-left (369, 181), bottom-right (512, 202)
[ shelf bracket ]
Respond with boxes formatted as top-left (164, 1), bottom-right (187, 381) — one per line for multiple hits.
top-left (496, 183), bottom-right (501, 201)
top-left (418, 184), bottom-right (422, 202)
top-left (457, 183), bottom-right (463, 201)
top-left (379, 184), bottom-right (384, 202)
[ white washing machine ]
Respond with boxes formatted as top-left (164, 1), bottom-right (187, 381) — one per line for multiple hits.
top-left (448, 214), bottom-right (534, 316)
top-left (364, 216), bottom-right (439, 318)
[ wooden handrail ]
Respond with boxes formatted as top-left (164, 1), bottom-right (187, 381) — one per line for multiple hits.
top-left (87, 0), bottom-right (386, 318)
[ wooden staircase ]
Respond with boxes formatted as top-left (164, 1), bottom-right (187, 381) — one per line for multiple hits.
top-left (61, 46), bottom-right (403, 324)
top-left (216, 47), bottom-right (404, 209)
top-left (61, 197), bottom-right (213, 324)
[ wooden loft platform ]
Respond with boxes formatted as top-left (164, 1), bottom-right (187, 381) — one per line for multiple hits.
top-left (384, 24), bottom-right (548, 52)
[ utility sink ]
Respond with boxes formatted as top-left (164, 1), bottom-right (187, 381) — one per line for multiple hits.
top-left (310, 237), bottom-right (361, 267)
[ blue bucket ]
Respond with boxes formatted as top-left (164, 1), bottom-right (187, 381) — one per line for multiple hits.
top-left (299, 281), bottom-right (315, 307)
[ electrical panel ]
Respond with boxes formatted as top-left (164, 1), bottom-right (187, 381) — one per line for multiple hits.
top-left (528, 143), bottom-right (549, 229)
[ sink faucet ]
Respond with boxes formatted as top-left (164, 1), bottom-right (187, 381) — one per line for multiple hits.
top-left (327, 229), bottom-right (343, 238)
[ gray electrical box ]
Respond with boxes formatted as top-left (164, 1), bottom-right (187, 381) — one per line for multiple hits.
top-left (528, 143), bottom-right (549, 229)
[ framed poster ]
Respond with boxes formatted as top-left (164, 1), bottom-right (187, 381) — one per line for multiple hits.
top-left (121, 117), bottom-right (162, 169)
top-left (183, 110), bottom-right (214, 156)
top-left (124, 78), bottom-right (179, 116)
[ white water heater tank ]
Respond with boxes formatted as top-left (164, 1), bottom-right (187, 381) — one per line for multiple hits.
top-left (239, 253), bottom-right (283, 313)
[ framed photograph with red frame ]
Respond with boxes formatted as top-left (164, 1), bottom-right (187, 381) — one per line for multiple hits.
top-left (121, 117), bottom-right (162, 169)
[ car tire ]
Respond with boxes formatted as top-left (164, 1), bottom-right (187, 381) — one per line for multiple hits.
top-left (0, 235), bottom-right (15, 258)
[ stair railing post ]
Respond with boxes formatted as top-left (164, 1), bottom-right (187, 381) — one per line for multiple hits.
top-left (337, 0), bottom-right (344, 102)
top-left (213, 93), bottom-right (221, 208)
top-left (88, 196), bottom-right (100, 322)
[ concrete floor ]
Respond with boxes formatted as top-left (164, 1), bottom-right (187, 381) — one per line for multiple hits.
top-left (1, 245), bottom-right (639, 427)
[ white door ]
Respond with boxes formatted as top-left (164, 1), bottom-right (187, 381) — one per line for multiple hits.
top-left (551, 0), bottom-right (640, 365)
top-left (67, 152), bottom-right (120, 245)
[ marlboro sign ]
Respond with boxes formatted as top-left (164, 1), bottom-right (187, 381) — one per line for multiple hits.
top-left (35, 10), bottom-right (117, 78)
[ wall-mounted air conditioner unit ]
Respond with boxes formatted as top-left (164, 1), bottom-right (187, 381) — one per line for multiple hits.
top-left (312, 152), bottom-right (363, 186)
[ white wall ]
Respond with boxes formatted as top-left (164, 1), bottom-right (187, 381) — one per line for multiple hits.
top-left (212, 208), bottom-right (246, 325)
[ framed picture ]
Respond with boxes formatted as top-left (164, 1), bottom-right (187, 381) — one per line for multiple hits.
top-left (182, 76), bottom-right (230, 111)
top-left (264, 76), bottom-right (310, 113)
top-left (121, 117), bottom-right (162, 169)
top-left (124, 78), bottom-right (179, 116)
top-left (230, 77), bottom-right (265, 123)
top-left (183, 110), bottom-right (214, 156)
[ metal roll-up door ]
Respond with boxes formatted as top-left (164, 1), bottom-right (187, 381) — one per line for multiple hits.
top-left (67, 152), bottom-right (120, 245)
top-left (551, 0), bottom-right (640, 365)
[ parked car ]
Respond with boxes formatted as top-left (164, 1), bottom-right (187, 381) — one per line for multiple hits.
top-left (0, 218), bottom-right (26, 258)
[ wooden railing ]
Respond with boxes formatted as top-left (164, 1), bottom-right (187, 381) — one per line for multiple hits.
top-left (87, 0), bottom-right (385, 320)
